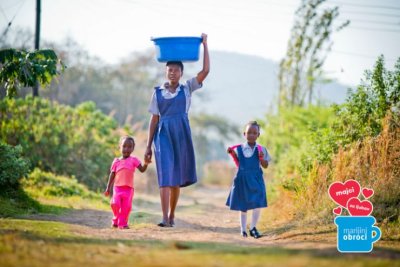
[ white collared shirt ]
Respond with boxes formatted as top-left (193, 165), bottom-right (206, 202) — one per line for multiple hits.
top-left (236, 142), bottom-right (272, 162)
top-left (148, 77), bottom-right (202, 115)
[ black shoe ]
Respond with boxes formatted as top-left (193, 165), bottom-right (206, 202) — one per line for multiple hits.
top-left (157, 221), bottom-right (170, 227)
top-left (249, 227), bottom-right (261, 239)
top-left (241, 231), bottom-right (248, 237)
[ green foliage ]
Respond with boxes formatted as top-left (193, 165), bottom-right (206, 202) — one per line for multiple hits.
top-left (261, 105), bottom-right (335, 160)
top-left (0, 186), bottom-right (67, 217)
top-left (268, 56), bottom-right (400, 225)
top-left (23, 168), bottom-right (102, 199)
top-left (0, 142), bottom-right (30, 188)
top-left (0, 48), bottom-right (65, 97)
top-left (331, 56), bottom-right (400, 146)
top-left (0, 97), bottom-right (118, 189)
top-left (303, 56), bottom-right (400, 169)
top-left (259, 105), bottom-right (335, 195)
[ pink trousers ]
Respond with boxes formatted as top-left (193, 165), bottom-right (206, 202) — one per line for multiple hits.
top-left (111, 186), bottom-right (134, 228)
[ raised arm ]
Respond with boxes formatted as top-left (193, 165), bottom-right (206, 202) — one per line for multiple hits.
top-left (144, 114), bottom-right (159, 163)
top-left (196, 33), bottom-right (210, 84)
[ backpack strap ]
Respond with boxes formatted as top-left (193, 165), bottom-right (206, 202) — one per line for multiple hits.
top-left (257, 144), bottom-right (263, 160)
top-left (228, 144), bottom-right (264, 167)
top-left (227, 144), bottom-right (241, 167)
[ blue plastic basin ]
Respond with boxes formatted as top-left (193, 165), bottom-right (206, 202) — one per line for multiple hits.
top-left (151, 36), bottom-right (202, 62)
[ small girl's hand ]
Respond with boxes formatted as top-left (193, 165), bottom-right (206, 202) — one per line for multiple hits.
top-left (259, 150), bottom-right (264, 159)
top-left (144, 157), bottom-right (152, 165)
top-left (104, 189), bottom-right (110, 197)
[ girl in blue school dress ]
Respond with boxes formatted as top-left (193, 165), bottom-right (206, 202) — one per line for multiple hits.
top-left (226, 121), bottom-right (271, 238)
top-left (145, 33), bottom-right (210, 227)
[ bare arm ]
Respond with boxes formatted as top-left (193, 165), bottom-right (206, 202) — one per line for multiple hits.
top-left (104, 172), bottom-right (116, 196)
top-left (137, 163), bottom-right (149, 173)
top-left (144, 114), bottom-right (159, 162)
top-left (260, 159), bottom-right (269, 169)
top-left (196, 33), bottom-right (210, 84)
top-left (227, 147), bottom-right (239, 165)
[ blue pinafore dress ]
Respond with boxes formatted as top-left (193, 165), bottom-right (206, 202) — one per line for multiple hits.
top-left (226, 145), bottom-right (267, 212)
top-left (153, 86), bottom-right (197, 187)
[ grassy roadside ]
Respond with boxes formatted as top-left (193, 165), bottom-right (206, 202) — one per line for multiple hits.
top-left (1, 218), bottom-right (399, 267)
top-left (1, 170), bottom-right (399, 267)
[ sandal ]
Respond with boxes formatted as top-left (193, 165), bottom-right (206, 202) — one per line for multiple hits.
top-left (249, 227), bottom-right (261, 239)
top-left (157, 221), bottom-right (170, 227)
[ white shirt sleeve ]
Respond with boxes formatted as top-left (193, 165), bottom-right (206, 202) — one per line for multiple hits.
top-left (186, 77), bottom-right (202, 95)
top-left (148, 90), bottom-right (159, 115)
top-left (262, 147), bottom-right (272, 162)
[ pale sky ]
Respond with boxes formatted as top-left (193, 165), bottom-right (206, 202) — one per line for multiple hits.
top-left (1, 0), bottom-right (399, 86)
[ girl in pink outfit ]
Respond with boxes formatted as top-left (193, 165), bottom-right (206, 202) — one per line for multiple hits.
top-left (104, 136), bottom-right (149, 229)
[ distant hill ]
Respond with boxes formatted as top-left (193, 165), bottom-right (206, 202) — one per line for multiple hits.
top-left (185, 51), bottom-right (350, 125)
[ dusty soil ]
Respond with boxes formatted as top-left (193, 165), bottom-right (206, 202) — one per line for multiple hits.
top-left (25, 186), bottom-right (400, 258)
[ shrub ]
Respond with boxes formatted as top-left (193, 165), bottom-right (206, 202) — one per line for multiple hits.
top-left (0, 97), bottom-right (118, 190)
top-left (23, 168), bottom-right (101, 199)
top-left (0, 143), bottom-right (30, 189)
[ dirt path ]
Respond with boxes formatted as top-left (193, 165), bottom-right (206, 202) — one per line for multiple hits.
top-left (26, 186), bottom-right (341, 250)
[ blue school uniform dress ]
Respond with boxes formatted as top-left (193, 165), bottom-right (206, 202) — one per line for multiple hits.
top-left (226, 145), bottom-right (268, 212)
top-left (151, 83), bottom-right (198, 187)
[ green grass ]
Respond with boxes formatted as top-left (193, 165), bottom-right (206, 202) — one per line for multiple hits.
top-left (22, 168), bottom-right (110, 210)
top-left (1, 168), bottom-right (399, 267)
top-left (1, 218), bottom-right (399, 267)
top-left (0, 188), bottom-right (68, 217)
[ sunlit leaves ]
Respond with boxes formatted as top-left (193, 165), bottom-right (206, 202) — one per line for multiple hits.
top-left (0, 48), bottom-right (65, 97)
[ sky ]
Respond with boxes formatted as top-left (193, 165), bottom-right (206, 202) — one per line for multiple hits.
top-left (1, 0), bottom-right (399, 86)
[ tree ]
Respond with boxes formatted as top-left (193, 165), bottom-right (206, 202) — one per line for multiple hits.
top-left (278, 0), bottom-right (349, 107)
top-left (0, 48), bottom-right (65, 97)
top-left (0, 143), bottom-right (30, 190)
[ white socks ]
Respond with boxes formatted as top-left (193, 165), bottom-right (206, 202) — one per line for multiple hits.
top-left (250, 208), bottom-right (261, 229)
top-left (240, 208), bottom-right (261, 232)
top-left (240, 212), bottom-right (247, 232)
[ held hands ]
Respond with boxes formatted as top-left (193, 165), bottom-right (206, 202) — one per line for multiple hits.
top-left (144, 147), bottom-right (152, 164)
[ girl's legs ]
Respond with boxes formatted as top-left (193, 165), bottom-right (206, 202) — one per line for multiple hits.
top-left (159, 187), bottom-right (170, 224)
top-left (168, 186), bottom-right (180, 225)
top-left (240, 211), bottom-right (247, 233)
top-left (249, 208), bottom-right (262, 238)
top-left (110, 187), bottom-right (122, 227)
top-left (119, 188), bottom-right (134, 228)
top-left (250, 208), bottom-right (261, 230)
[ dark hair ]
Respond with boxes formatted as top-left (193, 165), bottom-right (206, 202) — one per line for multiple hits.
top-left (166, 61), bottom-right (184, 72)
top-left (119, 135), bottom-right (135, 145)
top-left (245, 120), bottom-right (260, 131)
